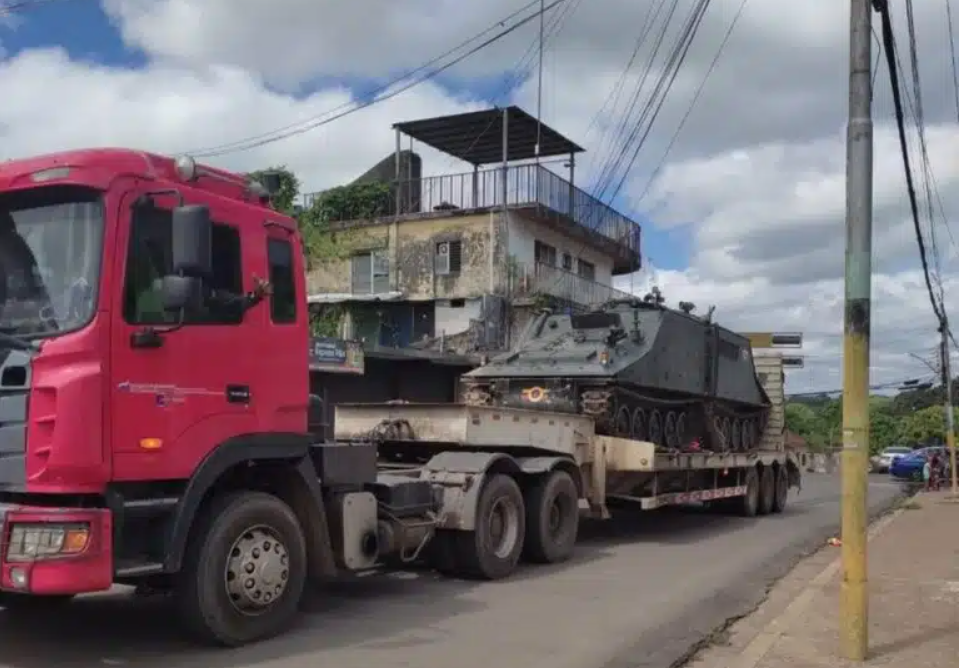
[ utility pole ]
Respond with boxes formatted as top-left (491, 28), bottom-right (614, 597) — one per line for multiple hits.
top-left (840, 0), bottom-right (874, 662)
top-left (939, 322), bottom-right (957, 496)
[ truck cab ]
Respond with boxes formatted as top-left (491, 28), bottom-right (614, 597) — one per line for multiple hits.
top-left (0, 149), bottom-right (316, 626)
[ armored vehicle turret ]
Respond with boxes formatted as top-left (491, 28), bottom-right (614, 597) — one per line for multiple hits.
top-left (462, 295), bottom-right (770, 452)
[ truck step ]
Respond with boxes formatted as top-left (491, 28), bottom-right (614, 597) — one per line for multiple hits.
top-left (115, 561), bottom-right (165, 577)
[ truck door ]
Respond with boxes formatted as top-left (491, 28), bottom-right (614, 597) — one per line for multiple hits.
top-left (109, 193), bottom-right (258, 481)
top-left (260, 225), bottom-right (309, 433)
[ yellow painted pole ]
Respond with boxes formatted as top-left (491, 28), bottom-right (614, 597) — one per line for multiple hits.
top-left (840, 0), bottom-right (873, 661)
top-left (939, 324), bottom-right (957, 497)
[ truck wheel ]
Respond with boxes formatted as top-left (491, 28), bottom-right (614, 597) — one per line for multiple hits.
top-left (771, 466), bottom-right (789, 513)
top-left (0, 592), bottom-right (74, 611)
top-left (757, 466), bottom-right (775, 515)
top-left (739, 468), bottom-right (760, 517)
top-left (175, 491), bottom-right (307, 647)
top-left (454, 474), bottom-right (525, 580)
top-left (523, 470), bottom-right (579, 564)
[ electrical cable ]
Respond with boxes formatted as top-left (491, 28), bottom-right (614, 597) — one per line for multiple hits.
top-left (635, 0), bottom-right (749, 204)
top-left (873, 0), bottom-right (945, 326)
top-left (581, 0), bottom-right (672, 182)
top-left (184, 0), bottom-right (565, 158)
top-left (592, 0), bottom-right (713, 206)
top-left (588, 0), bottom-right (684, 198)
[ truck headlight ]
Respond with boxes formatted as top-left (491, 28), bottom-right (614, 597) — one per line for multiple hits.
top-left (6, 523), bottom-right (90, 562)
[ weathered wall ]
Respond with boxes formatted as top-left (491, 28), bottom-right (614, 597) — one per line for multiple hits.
top-left (394, 213), bottom-right (500, 299)
top-left (507, 214), bottom-right (616, 286)
top-left (306, 224), bottom-right (392, 295)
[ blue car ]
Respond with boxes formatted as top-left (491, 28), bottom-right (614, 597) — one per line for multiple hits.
top-left (889, 446), bottom-right (946, 481)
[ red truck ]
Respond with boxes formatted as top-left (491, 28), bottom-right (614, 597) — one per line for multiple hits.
top-left (0, 148), bottom-right (801, 648)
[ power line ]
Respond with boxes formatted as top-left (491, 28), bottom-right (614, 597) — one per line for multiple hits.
top-left (581, 0), bottom-right (672, 181)
top-left (588, 0), bottom-right (685, 198)
top-left (635, 0), bottom-right (749, 203)
top-left (591, 0), bottom-right (714, 207)
top-left (873, 0), bottom-right (945, 326)
top-left (785, 374), bottom-right (938, 399)
top-left (184, 0), bottom-right (566, 158)
top-left (947, 0), bottom-right (959, 123)
top-left (0, 0), bottom-right (80, 14)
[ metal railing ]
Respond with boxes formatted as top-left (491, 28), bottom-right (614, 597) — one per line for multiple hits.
top-left (510, 261), bottom-right (633, 308)
top-left (305, 163), bottom-right (641, 256)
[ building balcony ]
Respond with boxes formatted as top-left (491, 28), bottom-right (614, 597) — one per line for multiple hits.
top-left (510, 261), bottom-right (633, 309)
top-left (302, 106), bottom-right (642, 275)
top-left (304, 162), bottom-right (641, 274)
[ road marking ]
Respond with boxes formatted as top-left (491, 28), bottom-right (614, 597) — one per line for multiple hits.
top-left (722, 506), bottom-right (906, 668)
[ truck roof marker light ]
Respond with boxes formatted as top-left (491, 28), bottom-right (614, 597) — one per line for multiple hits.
top-left (31, 166), bottom-right (71, 182)
top-left (174, 155), bottom-right (198, 182)
top-left (139, 437), bottom-right (163, 450)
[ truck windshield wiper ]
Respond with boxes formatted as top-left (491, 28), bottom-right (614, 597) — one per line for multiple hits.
top-left (0, 331), bottom-right (38, 351)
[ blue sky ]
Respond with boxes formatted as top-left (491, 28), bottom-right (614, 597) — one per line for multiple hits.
top-left (2, 0), bottom-right (688, 272)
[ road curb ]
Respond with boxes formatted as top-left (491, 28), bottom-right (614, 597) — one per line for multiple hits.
top-left (722, 503), bottom-right (907, 668)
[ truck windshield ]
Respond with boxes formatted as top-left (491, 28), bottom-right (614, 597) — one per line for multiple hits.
top-left (0, 185), bottom-right (103, 338)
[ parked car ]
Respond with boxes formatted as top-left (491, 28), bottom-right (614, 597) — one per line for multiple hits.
top-left (871, 446), bottom-right (913, 473)
top-left (889, 446), bottom-right (946, 481)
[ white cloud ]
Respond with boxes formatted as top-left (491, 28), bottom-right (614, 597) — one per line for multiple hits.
top-left (0, 0), bottom-right (957, 397)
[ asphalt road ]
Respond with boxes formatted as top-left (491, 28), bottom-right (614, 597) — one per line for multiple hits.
top-left (0, 473), bottom-right (904, 668)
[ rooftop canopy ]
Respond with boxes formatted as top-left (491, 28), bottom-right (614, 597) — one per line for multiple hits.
top-left (392, 106), bottom-right (584, 167)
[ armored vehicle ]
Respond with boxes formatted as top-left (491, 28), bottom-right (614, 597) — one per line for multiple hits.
top-left (462, 294), bottom-right (770, 452)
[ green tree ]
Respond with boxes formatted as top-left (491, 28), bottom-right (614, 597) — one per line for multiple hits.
top-left (247, 166), bottom-right (301, 216)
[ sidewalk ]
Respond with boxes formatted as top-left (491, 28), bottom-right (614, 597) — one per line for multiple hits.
top-left (689, 490), bottom-right (959, 668)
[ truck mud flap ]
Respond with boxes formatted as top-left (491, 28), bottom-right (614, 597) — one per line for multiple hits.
top-left (421, 452), bottom-right (579, 531)
top-left (422, 451), bottom-right (520, 532)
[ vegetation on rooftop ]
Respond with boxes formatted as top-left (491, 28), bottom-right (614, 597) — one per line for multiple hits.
top-left (247, 166), bottom-right (389, 338)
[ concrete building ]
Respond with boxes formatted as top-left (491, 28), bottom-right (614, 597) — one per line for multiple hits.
top-left (305, 106), bottom-right (642, 353)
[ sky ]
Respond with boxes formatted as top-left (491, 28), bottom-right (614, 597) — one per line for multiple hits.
top-left (1, 0), bottom-right (958, 395)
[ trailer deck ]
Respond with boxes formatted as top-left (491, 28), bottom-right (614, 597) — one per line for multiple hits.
top-left (334, 402), bottom-right (799, 513)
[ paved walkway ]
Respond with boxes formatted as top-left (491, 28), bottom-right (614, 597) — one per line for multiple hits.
top-left (689, 489), bottom-right (959, 668)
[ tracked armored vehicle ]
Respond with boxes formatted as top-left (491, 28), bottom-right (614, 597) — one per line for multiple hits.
top-left (462, 295), bottom-right (771, 452)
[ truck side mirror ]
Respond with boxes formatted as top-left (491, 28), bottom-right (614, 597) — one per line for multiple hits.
top-left (160, 275), bottom-right (200, 312)
top-left (171, 204), bottom-right (212, 279)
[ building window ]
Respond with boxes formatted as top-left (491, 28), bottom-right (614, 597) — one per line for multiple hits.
top-left (122, 203), bottom-right (243, 326)
top-left (435, 240), bottom-right (462, 275)
top-left (351, 251), bottom-right (389, 294)
top-left (535, 240), bottom-right (557, 266)
top-left (577, 259), bottom-right (596, 281)
top-left (267, 237), bottom-right (296, 324)
top-left (561, 253), bottom-right (573, 271)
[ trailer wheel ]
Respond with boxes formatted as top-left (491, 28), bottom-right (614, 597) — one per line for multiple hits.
top-left (175, 491), bottom-right (307, 647)
top-left (739, 468), bottom-right (760, 517)
top-left (454, 474), bottom-right (525, 580)
top-left (757, 466), bottom-right (775, 515)
top-left (771, 466), bottom-right (789, 513)
top-left (523, 470), bottom-right (579, 564)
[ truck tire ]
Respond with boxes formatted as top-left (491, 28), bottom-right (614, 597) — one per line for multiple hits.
top-left (0, 592), bottom-right (74, 611)
top-left (757, 466), bottom-right (775, 515)
top-left (175, 491), bottom-right (307, 647)
top-left (771, 466), bottom-right (789, 513)
top-left (453, 474), bottom-right (525, 580)
top-left (739, 467), bottom-right (760, 517)
top-left (523, 469), bottom-right (579, 564)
